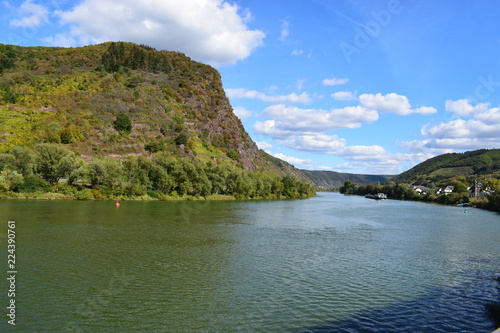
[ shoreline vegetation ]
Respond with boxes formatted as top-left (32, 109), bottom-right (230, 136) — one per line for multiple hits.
top-left (0, 144), bottom-right (316, 201)
top-left (339, 180), bottom-right (500, 213)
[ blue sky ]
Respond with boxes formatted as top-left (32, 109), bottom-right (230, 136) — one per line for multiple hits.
top-left (1, 0), bottom-right (500, 174)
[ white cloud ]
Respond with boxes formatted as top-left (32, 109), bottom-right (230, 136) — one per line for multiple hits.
top-left (284, 134), bottom-right (347, 153)
top-left (255, 141), bottom-right (272, 151)
top-left (445, 99), bottom-right (490, 117)
top-left (334, 148), bottom-right (433, 175)
top-left (254, 120), bottom-right (294, 139)
top-left (359, 93), bottom-right (437, 115)
top-left (331, 91), bottom-right (357, 101)
top-left (44, 33), bottom-right (77, 47)
top-left (273, 153), bottom-right (314, 168)
top-left (226, 89), bottom-right (313, 104)
top-left (254, 109), bottom-right (435, 174)
top-left (476, 107), bottom-right (500, 124)
top-left (292, 49), bottom-right (303, 56)
top-left (233, 106), bottom-right (252, 119)
top-left (402, 103), bottom-right (500, 153)
top-left (415, 138), bottom-right (500, 150)
top-left (261, 104), bottom-right (378, 132)
top-left (398, 140), bottom-right (453, 155)
top-left (322, 77), bottom-right (349, 86)
top-left (52, 0), bottom-right (265, 66)
top-left (9, 0), bottom-right (48, 27)
top-left (337, 145), bottom-right (387, 158)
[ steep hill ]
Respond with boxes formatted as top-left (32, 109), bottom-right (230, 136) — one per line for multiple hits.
top-left (300, 169), bottom-right (393, 189)
top-left (0, 42), bottom-right (268, 172)
top-left (391, 149), bottom-right (500, 184)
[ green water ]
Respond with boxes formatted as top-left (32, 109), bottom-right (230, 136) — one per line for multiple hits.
top-left (1, 193), bottom-right (499, 332)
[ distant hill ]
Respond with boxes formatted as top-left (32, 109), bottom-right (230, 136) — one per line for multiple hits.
top-left (300, 169), bottom-right (393, 189)
top-left (391, 149), bottom-right (500, 185)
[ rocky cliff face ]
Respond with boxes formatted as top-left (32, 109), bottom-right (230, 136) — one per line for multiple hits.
top-left (0, 42), bottom-right (267, 172)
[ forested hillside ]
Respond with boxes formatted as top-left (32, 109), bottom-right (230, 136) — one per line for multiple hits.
top-left (0, 42), bottom-right (315, 199)
top-left (340, 148), bottom-right (500, 212)
top-left (391, 149), bottom-right (500, 185)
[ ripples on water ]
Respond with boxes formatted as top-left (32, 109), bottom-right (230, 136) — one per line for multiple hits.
top-left (1, 193), bottom-right (499, 332)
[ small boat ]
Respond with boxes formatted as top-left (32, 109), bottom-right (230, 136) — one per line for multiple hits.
top-left (365, 193), bottom-right (387, 200)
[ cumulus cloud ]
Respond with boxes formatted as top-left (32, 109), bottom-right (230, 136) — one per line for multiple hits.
top-left (445, 99), bottom-right (490, 117)
top-left (334, 149), bottom-right (433, 175)
top-left (273, 153), bottom-right (314, 168)
top-left (254, 103), bottom-right (435, 174)
top-left (359, 93), bottom-right (437, 115)
top-left (423, 118), bottom-right (500, 139)
top-left (261, 104), bottom-right (378, 132)
top-left (322, 77), bottom-right (349, 86)
top-left (476, 107), bottom-right (500, 124)
top-left (9, 0), bottom-right (48, 27)
top-left (283, 134), bottom-right (347, 153)
top-left (255, 141), bottom-right (272, 151)
top-left (233, 106), bottom-right (252, 119)
top-left (331, 91), bottom-right (357, 101)
top-left (226, 89), bottom-right (313, 104)
top-left (401, 103), bottom-right (500, 153)
top-left (50, 0), bottom-right (265, 66)
top-left (398, 140), bottom-right (453, 155)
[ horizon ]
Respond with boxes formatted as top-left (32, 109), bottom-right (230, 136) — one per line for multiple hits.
top-left (1, 0), bottom-right (499, 175)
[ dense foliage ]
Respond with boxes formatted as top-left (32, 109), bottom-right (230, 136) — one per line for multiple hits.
top-left (0, 42), bottom-right (268, 172)
top-left (392, 149), bottom-right (500, 184)
top-left (339, 179), bottom-right (500, 212)
top-left (0, 144), bottom-right (315, 200)
top-left (0, 42), bottom-right (316, 200)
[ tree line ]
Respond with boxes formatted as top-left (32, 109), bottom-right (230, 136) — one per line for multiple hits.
top-left (0, 144), bottom-right (315, 200)
top-left (339, 180), bottom-right (500, 212)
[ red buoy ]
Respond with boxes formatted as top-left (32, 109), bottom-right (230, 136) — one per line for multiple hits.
top-left (115, 200), bottom-right (120, 207)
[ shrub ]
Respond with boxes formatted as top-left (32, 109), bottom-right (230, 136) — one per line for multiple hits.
top-left (113, 113), bottom-right (132, 134)
top-left (14, 175), bottom-right (51, 193)
top-left (175, 133), bottom-right (188, 146)
top-left (145, 142), bottom-right (164, 153)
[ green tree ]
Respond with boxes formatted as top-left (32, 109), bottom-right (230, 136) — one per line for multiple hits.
top-left (0, 169), bottom-right (24, 192)
top-left (339, 180), bottom-right (358, 194)
top-left (10, 146), bottom-right (34, 176)
top-left (282, 175), bottom-right (298, 198)
top-left (113, 113), bottom-right (132, 134)
top-left (150, 166), bottom-right (175, 194)
top-left (89, 158), bottom-right (123, 189)
top-left (34, 144), bottom-right (82, 184)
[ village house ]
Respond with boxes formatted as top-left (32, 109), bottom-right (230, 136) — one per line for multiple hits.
top-left (436, 185), bottom-right (454, 195)
top-left (411, 185), bottom-right (431, 195)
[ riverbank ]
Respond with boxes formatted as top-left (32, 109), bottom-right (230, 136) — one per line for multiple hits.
top-left (0, 191), bottom-right (313, 201)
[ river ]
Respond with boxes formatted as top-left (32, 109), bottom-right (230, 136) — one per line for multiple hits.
top-left (1, 193), bottom-right (499, 332)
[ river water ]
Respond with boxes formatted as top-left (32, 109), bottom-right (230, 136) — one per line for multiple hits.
top-left (1, 193), bottom-right (500, 332)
